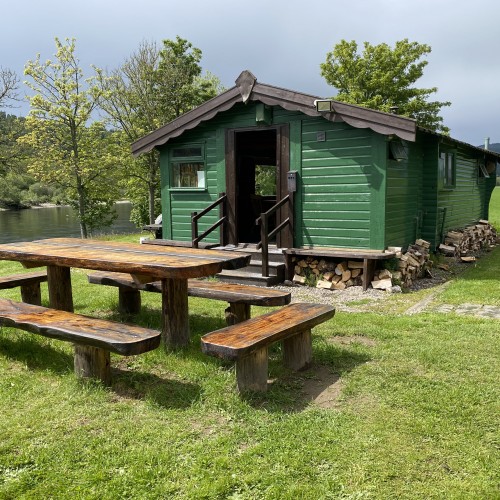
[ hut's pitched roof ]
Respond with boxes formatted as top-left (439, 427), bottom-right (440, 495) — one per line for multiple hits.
top-left (131, 70), bottom-right (417, 155)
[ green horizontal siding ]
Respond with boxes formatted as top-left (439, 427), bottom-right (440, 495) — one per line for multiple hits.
top-left (385, 141), bottom-right (424, 248)
top-left (437, 144), bottom-right (494, 238)
top-left (420, 135), bottom-right (439, 248)
top-left (299, 120), bottom-right (379, 249)
top-left (439, 153), bottom-right (481, 230)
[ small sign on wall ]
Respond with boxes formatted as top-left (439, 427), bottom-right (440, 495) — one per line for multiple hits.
top-left (317, 131), bottom-right (326, 142)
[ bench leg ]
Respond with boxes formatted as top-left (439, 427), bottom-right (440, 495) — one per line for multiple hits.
top-left (283, 329), bottom-right (312, 371)
top-left (20, 283), bottom-right (42, 306)
top-left (236, 347), bottom-right (268, 392)
top-left (118, 288), bottom-right (141, 315)
top-left (225, 303), bottom-right (251, 325)
top-left (74, 345), bottom-right (111, 385)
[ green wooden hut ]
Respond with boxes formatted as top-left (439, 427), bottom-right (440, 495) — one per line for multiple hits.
top-left (132, 70), bottom-right (498, 281)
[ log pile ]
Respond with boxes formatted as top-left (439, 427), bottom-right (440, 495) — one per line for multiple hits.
top-left (438, 220), bottom-right (497, 258)
top-left (291, 220), bottom-right (497, 291)
top-left (291, 238), bottom-right (434, 290)
top-left (384, 238), bottom-right (432, 289)
top-left (292, 257), bottom-right (365, 290)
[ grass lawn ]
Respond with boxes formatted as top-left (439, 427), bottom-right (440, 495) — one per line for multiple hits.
top-left (489, 185), bottom-right (500, 229)
top-left (0, 226), bottom-right (499, 498)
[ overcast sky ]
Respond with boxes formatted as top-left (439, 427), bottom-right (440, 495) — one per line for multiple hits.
top-left (2, 0), bottom-right (499, 146)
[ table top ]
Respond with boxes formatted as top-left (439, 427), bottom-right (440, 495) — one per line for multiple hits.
top-left (0, 238), bottom-right (251, 280)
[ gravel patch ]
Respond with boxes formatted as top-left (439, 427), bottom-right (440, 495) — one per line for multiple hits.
top-left (273, 282), bottom-right (391, 311)
top-left (271, 254), bottom-right (479, 312)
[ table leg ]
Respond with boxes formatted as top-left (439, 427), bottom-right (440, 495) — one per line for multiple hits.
top-left (161, 277), bottom-right (189, 349)
top-left (47, 265), bottom-right (73, 312)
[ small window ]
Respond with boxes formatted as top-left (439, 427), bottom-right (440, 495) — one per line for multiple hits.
top-left (439, 150), bottom-right (455, 189)
top-left (171, 146), bottom-right (203, 158)
top-left (170, 144), bottom-right (205, 189)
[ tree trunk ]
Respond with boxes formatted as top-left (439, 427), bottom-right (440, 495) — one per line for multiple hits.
top-left (77, 180), bottom-right (88, 238)
top-left (148, 182), bottom-right (155, 225)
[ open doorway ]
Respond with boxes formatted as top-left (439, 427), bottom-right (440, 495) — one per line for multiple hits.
top-left (225, 125), bottom-right (290, 247)
top-left (235, 129), bottom-right (277, 243)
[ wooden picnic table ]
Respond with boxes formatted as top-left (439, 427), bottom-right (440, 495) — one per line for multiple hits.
top-left (0, 238), bottom-right (251, 349)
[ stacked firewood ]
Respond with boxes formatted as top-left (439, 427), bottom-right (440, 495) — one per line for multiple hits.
top-left (292, 257), bottom-right (364, 289)
top-left (438, 220), bottom-right (497, 258)
top-left (383, 238), bottom-right (432, 289)
top-left (291, 221), bottom-right (497, 290)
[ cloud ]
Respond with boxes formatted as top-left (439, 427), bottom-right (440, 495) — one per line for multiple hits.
top-left (2, 0), bottom-right (499, 145)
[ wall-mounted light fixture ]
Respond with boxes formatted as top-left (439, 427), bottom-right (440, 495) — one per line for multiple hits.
top-left (389, 138), bottom-right (409, 161)
top-left (314, 99), bottom-right (334, 113)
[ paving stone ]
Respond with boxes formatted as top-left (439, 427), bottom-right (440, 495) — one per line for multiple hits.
top-left (455, 304), bottom-right (483, 315)
top-left (433, 304), bottom-right (455, 313)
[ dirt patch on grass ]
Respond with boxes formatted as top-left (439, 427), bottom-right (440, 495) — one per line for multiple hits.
top-left (327, 335), bottom-right (377, 347)
top-left (298, 365), bottom-right (344, 409)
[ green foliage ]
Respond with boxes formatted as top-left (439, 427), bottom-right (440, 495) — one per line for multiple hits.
top-left (320, 39), bottom-right (451, 133)
top-left (382, 257), bottom-right (400, 272)
top-left (94, 36), bottom-right (223, 226)
top-left (303, 268), bottom-right (322, 287)
top-left (255, 164), bottom-right (276, 196)
top-left (0, 113), bottom-right (30, 176)
top-left (0, 172), bottom-right (31, 208)
top-left (22, 38), bottom-right (124, 237)
top-left (156, 36), bottom-right (223, 121)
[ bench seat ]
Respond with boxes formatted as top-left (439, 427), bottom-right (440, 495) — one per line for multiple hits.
top-left (0, 298), bottom-right (160, 385)
top-left (0, 271), bottom-right (48, 305)
top-left (87, 271), bottom-right (291, 324)
top-left (201, 302), bottom-right (335, 392)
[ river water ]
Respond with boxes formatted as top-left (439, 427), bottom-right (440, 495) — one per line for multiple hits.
top-left (0, 202), bottom-right (138, 244)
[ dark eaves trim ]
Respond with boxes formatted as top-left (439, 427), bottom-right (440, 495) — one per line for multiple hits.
top-left (131, 87), bottom-right (242, 156)
top-left (418, 127), bottom-right (500, 160)
top-left (131, 71), bottom-right (418, 156)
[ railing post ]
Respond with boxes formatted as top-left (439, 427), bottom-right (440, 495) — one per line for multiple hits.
top-left (261, 214), bottom-right (269, 277)
top-left (219, 192), bottom-right (227, 246)
top-left (288, 190), bottom-right (294, 247)
top-left (191, 211), bottom-right (198, 248)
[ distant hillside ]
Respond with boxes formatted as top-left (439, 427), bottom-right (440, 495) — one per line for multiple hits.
top-left (485, 143), bottom-right (500, 154)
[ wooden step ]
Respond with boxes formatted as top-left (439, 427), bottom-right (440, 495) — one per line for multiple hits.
top-left (216, 269), bottom-right (283, 287)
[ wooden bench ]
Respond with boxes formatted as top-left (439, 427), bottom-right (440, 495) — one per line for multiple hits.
top-left (201, 302), bottom-right (335, 392)
top-left (87, 271), bottom-right (291, 324)
top-left (0, 298), bottom-right (160, 385)
top-left (0, 271), bottom-right (48, 305)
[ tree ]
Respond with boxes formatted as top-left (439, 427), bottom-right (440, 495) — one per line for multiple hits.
top-left (0, 112), bottom-right (28, 176)
top-left (0, 67), bottom-right (19, 108)
top-left (21, 37), bottom-right (123, 237)
top-left (95, 37), bottom-right (223, 225)
top-left (156, 37), bottom-right (223, 121)
top-left (320, 39), bottom-right (451, 133)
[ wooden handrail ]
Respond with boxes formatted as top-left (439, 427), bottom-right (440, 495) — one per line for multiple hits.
top-left (255, 193), bottom-right (293, 277)
top-left (191, 192), bottom-right (227, 248)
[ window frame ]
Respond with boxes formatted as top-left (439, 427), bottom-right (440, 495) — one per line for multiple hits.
top-left (439, 148), bottom-right (456, 190)
top-left (169, 143), bottom-right (207, 191)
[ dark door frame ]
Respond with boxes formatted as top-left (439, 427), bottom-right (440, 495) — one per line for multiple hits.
top-left (225, 124), bottom-right (290, 247)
